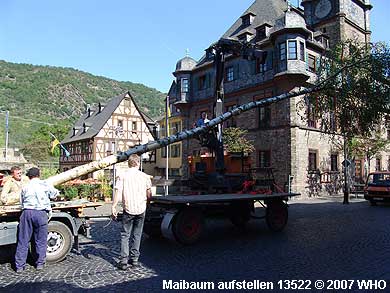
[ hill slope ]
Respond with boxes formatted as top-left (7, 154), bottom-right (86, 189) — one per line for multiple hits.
top-left (0, 60), bottom-right (165, 150)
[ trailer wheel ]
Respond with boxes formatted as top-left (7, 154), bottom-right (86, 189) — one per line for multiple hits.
top-left (46, 221), bottom-right (73, 263)
top-left (172, 209), bottom-right (204, 245)
top-left (229, 201), bottom-right (252, 228)
top-left (266, 200), bottom-right (288, 232)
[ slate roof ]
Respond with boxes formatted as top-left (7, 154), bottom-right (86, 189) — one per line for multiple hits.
top-left (194, 0), bottom-right (288, 68)
top-left (222, 0), bottom-right (288, 40)
top-left (175, 56), bottom-right (197, 72)
top-left (62, 91), bottom-right (149, 144)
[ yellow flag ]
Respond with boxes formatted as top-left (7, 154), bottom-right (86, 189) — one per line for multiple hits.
top-left (51, 139), bottom-right (60, 153)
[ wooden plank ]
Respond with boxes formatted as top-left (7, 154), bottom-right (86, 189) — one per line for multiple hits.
top-left (150, 193), bottom-right (299, 204)
top-left (0, 201), bottom-right (104, 216)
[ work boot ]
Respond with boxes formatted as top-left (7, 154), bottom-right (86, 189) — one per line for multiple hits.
top-left (116, 262), bottom-right (129, 271)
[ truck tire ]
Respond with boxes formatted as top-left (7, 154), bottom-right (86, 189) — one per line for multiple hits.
top-left (46, 221), bottom-right (73, 263)
top-left (172, 208), bottom-right (204, 245)
top-left (266, 200), bottom-right (288, 232)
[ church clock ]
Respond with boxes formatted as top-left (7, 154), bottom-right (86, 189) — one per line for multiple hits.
top-left (314, 0), bottom-right (332, 19)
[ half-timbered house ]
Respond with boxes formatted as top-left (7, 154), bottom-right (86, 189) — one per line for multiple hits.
top-left (59, 91), bottom-right (156, 179)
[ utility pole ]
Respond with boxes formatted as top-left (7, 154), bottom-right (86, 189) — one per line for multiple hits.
top-left (165, 95), bottom-right (170, 196)
top-left (110, 125), bottom-right (123, 194)
top-left (5, 110), bottom-right (9, 161)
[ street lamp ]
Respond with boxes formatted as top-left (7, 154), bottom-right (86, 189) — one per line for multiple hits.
top-left (109, 125), bottom-right (124, 192)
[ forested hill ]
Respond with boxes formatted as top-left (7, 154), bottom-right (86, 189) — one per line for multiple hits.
top-left (0, 60), bottom-right (166, 155)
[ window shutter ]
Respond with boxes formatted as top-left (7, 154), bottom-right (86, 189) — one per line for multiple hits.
top-left (250, 60), bottom-right (257, 75)
top-left (193, 77), bottom-right (198, 92)
top-left (266, 51), bottom-right (273, 71)
top-left (305, 52), bottom-right (309, 70)
top-left (234, 63), bottom-right (240, 80)
top-left (266, 106), bottom-right (271, 125)
top-left (178, 80), bottom-right (182, 95)
top-left (208, 72), bottom-right (214, 88)
top-left (206, 73), bottom-right (211, 88)
top-left (316, 57), bottom-right (321, 72)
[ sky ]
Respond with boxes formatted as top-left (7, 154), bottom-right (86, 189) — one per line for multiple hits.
top-left (0, 0), bottom-right (389, 93)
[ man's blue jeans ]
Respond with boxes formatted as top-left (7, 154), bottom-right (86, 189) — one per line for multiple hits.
top-left (15, 209), bottom-right (48, 269)
top-left (120, 211), bottom-right (145, 264)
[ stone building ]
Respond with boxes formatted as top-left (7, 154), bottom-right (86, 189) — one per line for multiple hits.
top-left (167, 0), bottom-right (376, 196)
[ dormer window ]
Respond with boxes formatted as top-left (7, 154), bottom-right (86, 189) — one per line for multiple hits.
top-left (206, 50), bottom-right (215, 60)
top-left (98, 102), bottom-right (104, 113)
top-left (83, 123), bottom-right (90, 133)
top-left (72, 127), bottom-right (81, 136)
top-left (87, 107), bottom-right (94, 118)
top-left (237, 32), bottom-right (253, 43)
top-left (241, 12), bottom-right (256, 27)
top-left (257, 28), bottom-right (266, 40)
top-left (255, 23), bottom-right (272, 41)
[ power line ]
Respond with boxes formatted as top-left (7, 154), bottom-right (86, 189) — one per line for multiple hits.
top-left (0, 111), bottom-right (64, 126)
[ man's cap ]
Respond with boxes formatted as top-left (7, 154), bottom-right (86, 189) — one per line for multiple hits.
top-left (26, 167), bottom-right (40, 178)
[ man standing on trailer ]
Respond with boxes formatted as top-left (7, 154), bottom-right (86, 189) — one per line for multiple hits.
top-left (14, 167), bottom-right (59, 273)
top-left (112, 154), bottom-right (152, 270)
top-left (1, 166), bottom-right (29, 205)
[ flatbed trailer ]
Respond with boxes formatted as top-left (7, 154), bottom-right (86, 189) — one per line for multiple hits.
top-left (144, 192), bottom-right (298, 245)
top-left (0, 201), bottom-right (103, 263)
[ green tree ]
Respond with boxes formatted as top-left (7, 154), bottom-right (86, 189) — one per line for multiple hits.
top-left (21, 124), bottom-right (69, 163)
top-left (223, 127), bottom-right (255, 154)
top-left (303, 40), bottom-right (390, 203)
top-left (349, 131), bottom-right (390, 176)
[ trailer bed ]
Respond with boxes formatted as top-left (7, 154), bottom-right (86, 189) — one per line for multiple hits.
top-left (0, 201), bottom-right (103, 217)
top-left (150, 192), bottom-right (298, 205)
top-left (145, 192), bottom-right (299, 245)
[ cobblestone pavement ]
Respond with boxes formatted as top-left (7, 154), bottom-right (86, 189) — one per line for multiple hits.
top-left (1, 197), bottom-right (390, 292)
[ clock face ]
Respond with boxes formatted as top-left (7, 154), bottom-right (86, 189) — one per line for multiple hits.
top-left (315, 0), bottom-right (332, 19)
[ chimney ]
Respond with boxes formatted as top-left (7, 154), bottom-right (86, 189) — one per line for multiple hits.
top-left (98, 102), bottom-right (104, 113)
top-left (72, 127), bottom-right (81, 136)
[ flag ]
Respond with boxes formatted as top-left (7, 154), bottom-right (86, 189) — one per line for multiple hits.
top-left (49, 132), bottom-right (70, 157)
top-left (51, 138), bottom-right (60, 153)
top-left (61, 146), bottom-right (71, 157)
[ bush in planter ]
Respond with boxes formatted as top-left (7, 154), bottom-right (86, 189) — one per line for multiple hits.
top-left (79, 184), bottom-right (95, 199)
top-left (97, 174), bottom-right (112, 201)
top-left (64, 186), bottom-right (79, 201)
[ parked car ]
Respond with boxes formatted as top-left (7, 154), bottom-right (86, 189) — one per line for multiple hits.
top-left (364, 171), bottom-right (390, 205)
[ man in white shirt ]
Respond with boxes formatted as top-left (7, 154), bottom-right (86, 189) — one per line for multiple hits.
top-left (112, 154), bottom-right (152, 270)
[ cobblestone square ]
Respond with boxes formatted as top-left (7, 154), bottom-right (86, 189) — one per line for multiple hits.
top-left (1, 198), bottom-right (390, 292)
